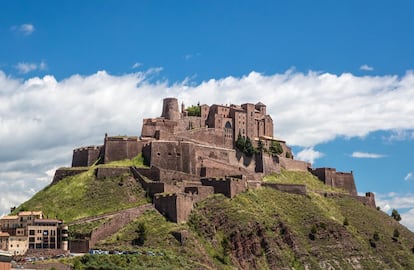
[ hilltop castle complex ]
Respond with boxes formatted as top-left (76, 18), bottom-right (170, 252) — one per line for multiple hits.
top-left (64, 98), bottom-right (375, 223)
top-left (1, 98), bottom-right (376, 256)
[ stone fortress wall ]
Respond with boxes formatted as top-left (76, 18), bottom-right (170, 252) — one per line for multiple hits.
top-left (62, 97), bottom-right (375, 251)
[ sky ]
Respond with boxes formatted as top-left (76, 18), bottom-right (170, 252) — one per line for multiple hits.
top-left (1, 0), bottom-right (414, 229)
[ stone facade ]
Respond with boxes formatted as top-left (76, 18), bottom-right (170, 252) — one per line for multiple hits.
top-left (52, 168), bottom-right (88, 185)
top-left (62, 97), bottom-right (375, 226)
top-left (262, 183), bottom-right (307, 196)
top-left (154, 193), bottom-right (195, 223)
top-left (200, 176), bottom-right (247, 198)
top-left (310, 168), bottom-right (357, 196)
top-left (72, 146), bottom-right (102, 167)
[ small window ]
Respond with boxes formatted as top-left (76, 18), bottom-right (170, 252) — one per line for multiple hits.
top-left (157, 152), bottom-right (160, 156)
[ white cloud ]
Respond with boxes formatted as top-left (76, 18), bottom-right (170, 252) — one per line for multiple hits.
top-left (384, 130), bottom-right (414, 142)
top-left (376, 192), bottom-right (414, 231)
top-left (296, 148), bottom-right (324, 164)
top-left (360, 64), bottom-right (374, 71)
top-left (15, 61), bottom-right (47, 74)
top-left (351, 152), bottom-right (386, 159)
top-left (1, 69), bottom-right (414, 217)
top-left (132, 62), bottom-right (142, 69)
top-left (11, 24), bottom-right (35, 36)
top-left (405, 172), bottom-right (413, 181)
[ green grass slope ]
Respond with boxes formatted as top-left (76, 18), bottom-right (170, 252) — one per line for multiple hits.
top-left (14, 156), bottom-right (148, 223)
top-left (15, 163), bottom-right (414, 270)
top-left (189, 187), bottom-right (414, 269)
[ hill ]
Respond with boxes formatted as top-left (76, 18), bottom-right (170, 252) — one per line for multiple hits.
top-left (14, 164), bottom-right (414, 270)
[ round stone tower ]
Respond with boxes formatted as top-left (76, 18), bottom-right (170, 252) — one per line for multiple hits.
top-left (161, 97), bottom-right (180, 121)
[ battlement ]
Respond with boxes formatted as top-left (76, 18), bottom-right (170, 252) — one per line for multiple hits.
top-left (200, 176), bottom-right (247, 198)
top-left (104, 136), bottom-right (140, 142)
top-left (73, 145), bottom-right (101, 152)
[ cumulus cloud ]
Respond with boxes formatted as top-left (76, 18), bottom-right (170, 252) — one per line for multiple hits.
top-left (376, 192), bottom-right (414, 231)
top-left (351, 152), bottom-right (386, 159)
top-left (1, 69), bottom-right (414, 217)
top-left (296, 148), bottom-right (324, 164)
top-left (11, 23), bottom-right (35, 36)
top-left (360, 64), bottom-right (374, 71)
top-left (405, 172), bottom-right (414, 181)
top-left (15, 61), bottom-right (47, 74)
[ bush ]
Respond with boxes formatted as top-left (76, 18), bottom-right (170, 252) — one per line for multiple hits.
top-left (373, 231), bottom-right (380, 241)
top-left (393, 228), bottom-right (400, 238)
top-left (391, 209), bottom-right (402, 221)
top-left (133, 222), bottom-right (147, 246)
top-left (269, 141), bottom-right (283, 156)
top-left (343, 217), bottom-right (349, 226)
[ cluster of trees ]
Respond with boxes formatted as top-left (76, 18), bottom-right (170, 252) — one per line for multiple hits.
top-left (235, 134), bottom-right (286, 157)
top-left (186, 105), bottom-right (201, 117)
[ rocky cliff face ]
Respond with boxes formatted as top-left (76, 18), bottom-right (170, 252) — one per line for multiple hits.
top-left (189, 188), bottom-right (414, 270)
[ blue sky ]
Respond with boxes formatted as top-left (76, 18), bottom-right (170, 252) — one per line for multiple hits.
top-left (1, 1), bottom-right (414, 229)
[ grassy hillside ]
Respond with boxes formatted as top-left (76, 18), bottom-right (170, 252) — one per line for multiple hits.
top-left (14, 156), bottom-right (148, 223)
top-left (189, 187), bottom-right (414, 269)
top-left (14, 162), bottom-right (414, 269)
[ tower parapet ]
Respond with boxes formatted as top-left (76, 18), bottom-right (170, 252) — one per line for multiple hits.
top-left (161, 98), bottom-right (180, 121)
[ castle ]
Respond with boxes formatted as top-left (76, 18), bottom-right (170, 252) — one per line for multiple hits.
top-left (59, 98), bottom-right (375, 224)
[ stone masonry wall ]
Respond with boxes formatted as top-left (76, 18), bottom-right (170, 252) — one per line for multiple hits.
top-left (95, 167), bottom-right (130, 179)
top-left (278, 156), bottom-right (310, 172)
top-left (103, 137), bottom-right (144, 164)
top-left (184, 186), bottom-right (214, 202)
top-left (356, 192), bottom-right (376, 208)
top-left (310, 168), bottom-right (357, 196)
top-left (52, 168), bottom-right (88, 185)
top-left (72, 146), bottom-right (102, 167)
top-left (153, 193), bottom-right (195, 223)
top-left (262, 183), bottom-right (307, 195)
top-left (200, 177), bottom-right (247, 198)
top-left (89, 204), bottom-right (153, 247)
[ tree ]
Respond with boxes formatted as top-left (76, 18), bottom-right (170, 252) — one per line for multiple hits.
top-left (133, 222), bottom-right (147, 246)
top-left (244, 137), bottom-right (255, 156)
top-left (235, 133), bottom-right (246, 152)
top-left (256, 139), bottom-right (264, 153)
top-left (269, 141), bottom-right (283, 156)
top-left (186, 105), bottom-right (201, 116)
top-left (391, 209), bottom-right (402, 222)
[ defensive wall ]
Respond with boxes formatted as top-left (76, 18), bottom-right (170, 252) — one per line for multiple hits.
top-left (52, 168), bottom-right (88, 185)
top-left (200, 176), bottom-right (247, 198)
top-left (130, 167), bottom-right (181, 197)
top-left (153, 193), bottom-right (195, 223)
top-left (277, 156), bottom-right (310, 172)
top-left (310, 168), bottom-right (357, 196)
top-left (69, 204), bottom-right (154, 253)
top-left (183, 186), bottom-right (214, 202)
top-left (103, 136), bottom-right (147, 164)
top-left (72, 146), bottom-right (102, 167)
top-left (321, 192), bottom-right (376, 208)
top-left (95, 167), bottom-right (130, 179)
top-left (262, 183), bottom-right (307, 196)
